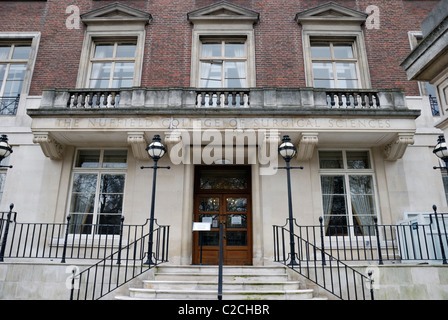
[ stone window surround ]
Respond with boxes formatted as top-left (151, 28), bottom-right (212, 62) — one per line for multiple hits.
top-left (188, 2), bottom-right (259, 88)
top-left (0, 32), bottom-right (41, 99)
top-left (296, 3), bottom-right (372, 89)
top-left (75, 4), bottom-right (151, 89)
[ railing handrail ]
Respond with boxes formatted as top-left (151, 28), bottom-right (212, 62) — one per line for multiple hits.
top-left (70, 222), bottom-right (169, 300)
top-left (273, 222), bottom-right (373, 300)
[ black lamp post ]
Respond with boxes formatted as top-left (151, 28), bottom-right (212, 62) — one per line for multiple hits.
top-left (432, 135), bottom-right (448, 264)
top-left (0, 135), bottom-right (13, 169)
top-left (433, 135), bottom-right (448, 169)
top-left (278, 135), bottom-right (303, 266)
top-left (141, 135), bottom-right (170, 265)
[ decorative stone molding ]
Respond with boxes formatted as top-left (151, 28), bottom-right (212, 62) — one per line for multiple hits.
top-left (33, 132), bottom-right (65, 160)
top-left (127, 132), bottom-right (149, 161)
top-left (383, 133), bottom-right (415, 161)
top-left (296, 133), bottom-right (319, 161)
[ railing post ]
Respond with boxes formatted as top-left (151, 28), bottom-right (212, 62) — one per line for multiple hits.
top-left (433, 205), bottom-right (447, 264)
top-left (0, 203), bottom-right (14, 262)
top-left (319, 216), bottom-right (326, 266)
top-left (218, 221), bottom-right (224, 301)
top-left (116, 216), bottom-right (125, 265)
top-left (61, 215), bottom-right (71, 263)
top-left (374, 217), bottom-right (383, 265)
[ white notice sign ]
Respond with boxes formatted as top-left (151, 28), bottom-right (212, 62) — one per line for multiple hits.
top-left (193, 222), bottom-right (211, 231)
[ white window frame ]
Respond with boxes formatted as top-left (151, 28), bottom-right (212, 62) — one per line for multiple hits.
top-left (309, 39), bottom-right (362, 89)
top-left (67, 149), bottom-right (128, 237)
top-left (86, 40), bottom-right (138, 89)
top-left (199, 38), bottom-right (248, 88)
top-left (318, 149), bottom-right (380, 238)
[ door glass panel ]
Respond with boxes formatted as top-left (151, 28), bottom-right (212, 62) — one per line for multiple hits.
top-left (199, 197), bottom-right (220, 211)
top-left (200, 231), bottom-right (219, 246)
top-left (226, 231), bottom-right (247, 246)
top-left (226, 214), bottom-right (247, 228)
top-left (199, 170), bottom-right (249, 190)
top-left (226, 197), bottom-right (247, 212)
top-left (199, 214), bottom-right (219, 228)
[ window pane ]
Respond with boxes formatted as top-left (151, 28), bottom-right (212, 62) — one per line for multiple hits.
top-left (225, 43), bottom-right (245, 57)
top-left (113, 62), bottom-right (134, 79)
top-left (319, 151), bottom-right (343, 169)
top-left (333, 45), bottom-right (354, 58)
top-left (336, 63), bottom-right (357, 80)
top-left (225, 61), bottom-right (246, 79)
top-left (116, 44), bottom-right (136, 58)
top-left (98, 194), bottom-right (123, 214)
top-left (312, 62), bottom-right (334, 79)
top-left (72, 173), bottom-right (98, 193)
top-left (311, 44), bottom-right (331, 58)
top-left (0, 64), bottom-right (6, 81)
top-left (202, 43), bottom-right (221, 57)
top-left (6, 64), bottom-right (26, 80)
top-left (91, 62), bottom-right (111, 79)
top-left (102, 150), bottom-right (127, 168)
top-left (69, 214), bottom-right (93, 234)
top-left (3, 80), bottom-right (23, 97)
top-left (314, 79), bottom-right (334, 88)
top-left (94, 44), bottom-right (114, 58)
top-left (12, 46), bottom-right (31, 60)
top-left (75, 150), bottom-right (100, 168)
top-left (321, 175), bottom-right (346, 194)
top-left (338, 80), bottom-right (358, 89)
top-left (100, 174), bottom-right (125, 194)
top-left (349, 175), bottom-right (373, 195)
top-left (96, 214), bottom-right (122, 235)
top-left (0, 46), bottom-right (10, 60)
top-left (346, 151), bottom-right (371, 169)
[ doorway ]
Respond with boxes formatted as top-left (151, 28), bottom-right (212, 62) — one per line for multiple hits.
top-left (192, 166), bottom-right (252, 265)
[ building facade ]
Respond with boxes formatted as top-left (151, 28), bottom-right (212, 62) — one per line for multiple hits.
top-left (0, 0), bottom-right (447, 299)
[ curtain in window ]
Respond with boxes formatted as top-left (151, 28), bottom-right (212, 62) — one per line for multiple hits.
top-left (349, 175), bottom-right (375, 235)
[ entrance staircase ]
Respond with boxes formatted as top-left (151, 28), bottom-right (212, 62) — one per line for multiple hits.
top-left (115, 265), bottom-right (327, 300)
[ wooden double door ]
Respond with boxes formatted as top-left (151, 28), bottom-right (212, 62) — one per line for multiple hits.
top-left (193, 166), bottom-right (252, 265)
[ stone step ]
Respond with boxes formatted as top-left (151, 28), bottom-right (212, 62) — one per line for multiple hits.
top-left (143, 280), bottom-right (303, 291)
top-left (115, 265), bottom-right (326, 300)
top-left (125, 288), bottom-right (315, 300)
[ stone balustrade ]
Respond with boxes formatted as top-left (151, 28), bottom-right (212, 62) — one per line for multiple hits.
top-left (37, 87), bottom-right (408, 111)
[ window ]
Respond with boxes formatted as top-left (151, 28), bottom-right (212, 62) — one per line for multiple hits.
top-left (310, 41), bottom-right (359, 89)
top-left (88, 41), bottom-right (137, 89)
top-left (296, 2), bottom-right (371, 89)
top-left (188, 2), bottom-right (258, 88)
top-left (0, 43), bottom-right (31, 114)
top-left (68, 149), bottom-right (127, 235)
top-left (76, 3), bottom-right (151, 89)
top-left (200, 39), bottom-right (247, 88)
top-left (319, 150), bottom-right (378, 236)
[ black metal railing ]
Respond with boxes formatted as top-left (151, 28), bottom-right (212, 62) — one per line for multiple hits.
top-left (0, 209), bottom-right (170, 264)
top-left (273, 219), bottom-right (374, 300)
top-left (429, 95), bottom-right (440, 116)
top-left (70, 221), bottom-right (169, 300)
top-left (0, 95), bottom-right (20, 115)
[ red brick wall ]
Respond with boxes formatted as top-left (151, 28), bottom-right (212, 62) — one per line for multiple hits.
top-left (0, 0), bottom-right (439, 96)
